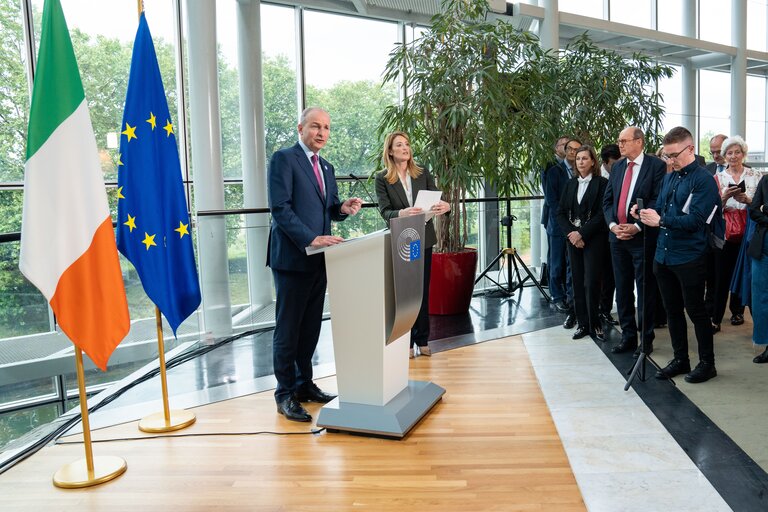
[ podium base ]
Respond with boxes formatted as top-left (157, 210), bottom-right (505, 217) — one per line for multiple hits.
top-left (317, 380), bottom-right (445, 438)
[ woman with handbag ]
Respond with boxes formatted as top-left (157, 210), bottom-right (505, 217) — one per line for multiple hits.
top-left (556, 145), bottom-right (608, 341)
top-left (748, 175), bottom-right (768, 363)
top-left (712, 136), bottom-right (760, 333)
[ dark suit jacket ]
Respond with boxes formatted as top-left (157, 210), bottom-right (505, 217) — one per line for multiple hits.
top-left (375, 170), bottom-right (438, 249)
top-left (544, 161), bottom-right (572, 236)
top-left (602, 154), bottom-right (666, 244)
top-left (556, 176), bottom-right (608, 243)
top-left (706, 162), bottom-right (719, 176)
top-left (267, 143), bottom-right (347, 272)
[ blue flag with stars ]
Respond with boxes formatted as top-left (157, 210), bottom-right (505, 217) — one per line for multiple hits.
top-left (116, 13), bottom-right (200, 334)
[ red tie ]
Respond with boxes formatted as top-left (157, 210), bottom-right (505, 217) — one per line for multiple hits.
top-left (617, 161), bottom-right (635, 225)
top-left (311, 154), bottom-right (324, 197)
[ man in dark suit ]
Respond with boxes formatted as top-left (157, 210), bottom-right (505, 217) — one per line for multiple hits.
top-left (544, 138), bottom-right (580, 327)
top-left (705, 134), bottom-right (728, 175)
top-left (267, 107), bottom-right (362, 422)
top-left (602, 126), bottom-right (666, 356)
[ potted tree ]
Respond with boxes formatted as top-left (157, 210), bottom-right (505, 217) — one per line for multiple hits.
top-left (378, 0), bottom-right (557, 314)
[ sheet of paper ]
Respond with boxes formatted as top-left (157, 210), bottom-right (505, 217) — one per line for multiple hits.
top-left (414, 190), bottom-right (442, 221)
top-left (706, 204), bottom-right (718, 224)
top-left (682, 192), bottom-right (693, 214)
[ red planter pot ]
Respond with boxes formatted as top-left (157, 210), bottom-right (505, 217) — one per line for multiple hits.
top-left (428, 249), bottom-right (478, 315)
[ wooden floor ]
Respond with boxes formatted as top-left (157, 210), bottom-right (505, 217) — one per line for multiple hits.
top-left (0, 336), bottom-right (585, 512)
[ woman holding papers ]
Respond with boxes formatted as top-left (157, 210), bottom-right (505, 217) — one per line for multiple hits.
top-left (712, 136), bottom-right (759, 333)
top-left (375, 131), bottom-right (450, 358)
top-left (555, 145), bottom-right (609, 341)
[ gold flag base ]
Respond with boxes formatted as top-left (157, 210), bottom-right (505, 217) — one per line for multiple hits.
top-left (53, 455), bottom-right (127, 489)
top-left (138, 409), bottom-right (196, 433)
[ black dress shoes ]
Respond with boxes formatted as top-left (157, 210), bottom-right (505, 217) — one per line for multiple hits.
top-left (294, 383), bottom-right (337, 404)
top-left (711, 323), bottom-right (721, 334)
top-left (655, 358), bottom-right (691, 380)
top-left (553, 301), bottom-right (571, 313)
top-left (611, 338), bottom-right (637, 354)
top-left (563, 312), bottom-right (577, 329)
top-left (731, 314), bottom-right (745, 326)
top-left (754, 346), bottom-right (768, 364)
top-left (593, 326), bottom-right (605, 341)
top-left (277, 397), bottom-right (312, 422)
top-left (684, 362), bottom-right (717, 383)
top-left (599, 312), bottom-right (618, 326)
top-left (572, 326), bottom-right (589, 339)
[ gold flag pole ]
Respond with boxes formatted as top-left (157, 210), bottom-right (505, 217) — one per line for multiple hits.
top-left (133, 0), bottom-right (194, 435)
top-left (137, 307), bottom-right (196, 433)
top-left (53, 348), bottom-right (127, 488)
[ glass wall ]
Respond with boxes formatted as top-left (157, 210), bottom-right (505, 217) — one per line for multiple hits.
top-left (610, 0), bottom-right (652, 29)
top-left (658, 65), bottom-right (683, 135)
top-left (699, 0), bottom-right (731, 45)
top-left (747, 75), bottom-right (767, 160)
top-left (699, 69), bottom-right (732, 146)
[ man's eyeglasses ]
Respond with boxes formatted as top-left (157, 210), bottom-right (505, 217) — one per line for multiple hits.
top-left (617, 137), bottom-right (640, 145)
top-left (661, 145), bottom-right (692, 160)
top-left (565, 145), bottom-right (580, 153)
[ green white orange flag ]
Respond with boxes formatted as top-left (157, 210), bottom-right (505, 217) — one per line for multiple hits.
top-left (19, 0), bottom-right (129, 371)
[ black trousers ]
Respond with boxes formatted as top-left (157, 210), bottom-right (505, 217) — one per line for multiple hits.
top-left (712, 240), bottom-right (745, 325)
top-left (610, 238), bottom-right (657, 347)
top-left (654, 255), bottom-right (714, 365)
top-left (272, 267), bottom-right (327, 403)
top-left (568, 237), bottom-right (605, 333)
top-left (411, 247), bottom-right (432, 347)
top-left (599, 236), bottom-right (615, 314)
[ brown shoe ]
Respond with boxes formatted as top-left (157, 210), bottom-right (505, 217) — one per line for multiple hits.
top-left (420, 345), bottom-right (432, 356)
top-left (409, 348), bottom-right (415, 359)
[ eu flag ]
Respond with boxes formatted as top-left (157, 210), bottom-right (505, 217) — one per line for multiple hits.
top-left (116, 13), bottom-right (200, 335)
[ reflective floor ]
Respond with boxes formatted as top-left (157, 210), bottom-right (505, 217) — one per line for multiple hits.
top-left (4, 283), bottom-right (768, 509)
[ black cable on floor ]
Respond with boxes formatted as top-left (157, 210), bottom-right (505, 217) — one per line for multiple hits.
top-left (0, 327), bottom-right (272, 475)
top-left (54, 428), bottom-right (327, 444)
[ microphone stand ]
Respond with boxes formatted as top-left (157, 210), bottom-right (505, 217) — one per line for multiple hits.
top-left (348, 173), bottom-right (377, 207)
top-left (625, 199), bottom-right (665, 390)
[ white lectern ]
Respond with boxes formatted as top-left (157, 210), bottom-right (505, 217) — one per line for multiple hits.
top-left (311, 216), bottom-right (445, 438)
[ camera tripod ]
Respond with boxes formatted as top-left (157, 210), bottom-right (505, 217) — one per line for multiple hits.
top-left (474, 198), bottom-right (550, 301)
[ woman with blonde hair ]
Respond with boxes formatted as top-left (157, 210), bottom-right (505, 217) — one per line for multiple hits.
top-left (375, 131), bottom-right (450, 358)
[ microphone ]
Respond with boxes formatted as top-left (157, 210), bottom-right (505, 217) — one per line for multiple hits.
top-left (348, 173), bottom-right (377, 206)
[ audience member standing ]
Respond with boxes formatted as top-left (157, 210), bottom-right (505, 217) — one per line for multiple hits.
top-left (557, 146), bottom-right (609, 341)
top-left (598, 144), bottom-right (620, 326)
top-left (544, 138), bottom-right (580, 327)
top-left (602, 127), bottom-right (666, 356)
top-left (748, 174), bottom-right (768, 364)
top-left (638, 126), bottom-right (722, 384)
top-left (706, 134), bottom-right (728, 175)
top-left (712, 136), bottom-right (759, 332)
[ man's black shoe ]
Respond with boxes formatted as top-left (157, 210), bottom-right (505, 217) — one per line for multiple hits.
top-left (554, 301), bottom-right (571, 313)
top-left (572, 326), bottom-right (589, 339)
top-left (563, 312), bottom-right (577, 329)
top-left (754, 346), bottom-right (768, 364)
top-left (277, 397), bottom-right (312, 422)
top-left (593, 326), bottom-right (605, 341)
top-left (599, 312), bottom-right (618, 326)
top-left (655, 358), bottom-right (691, 380)
top-left (294, 383), bottom-right (337, 404)
top-left (731, 314), bottom-right (745, 326)
top-left (611, 338), bottom-right (637, 354)
top-left (712, 323), bottom-right (721, 334)
top-left (633, 344), bottom-right (653, 359)
top-left (684, 362), bottom-right (717, 383)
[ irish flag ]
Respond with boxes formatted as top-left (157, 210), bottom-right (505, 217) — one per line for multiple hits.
top-left (19, 0), bottom-right (130, 371)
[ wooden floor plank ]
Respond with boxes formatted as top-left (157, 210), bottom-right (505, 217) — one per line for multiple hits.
top-left (0, 336), bottom-right (585, 512)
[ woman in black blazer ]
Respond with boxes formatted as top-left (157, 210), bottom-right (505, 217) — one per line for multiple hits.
top-left (556, 145), bottom-right (609, 341)
top-left (374, 131), bottom-right (450, 358)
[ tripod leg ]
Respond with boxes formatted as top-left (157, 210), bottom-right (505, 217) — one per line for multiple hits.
top-left (514, 252), bottom-right (551, 302)
top-left (624, 353), bottom-right (646, 391)
top-left (474, 251), bottom-right (506, 285)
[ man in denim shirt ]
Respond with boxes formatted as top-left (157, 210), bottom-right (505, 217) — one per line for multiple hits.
top-left (636, 126), bottom-right (722, 384)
